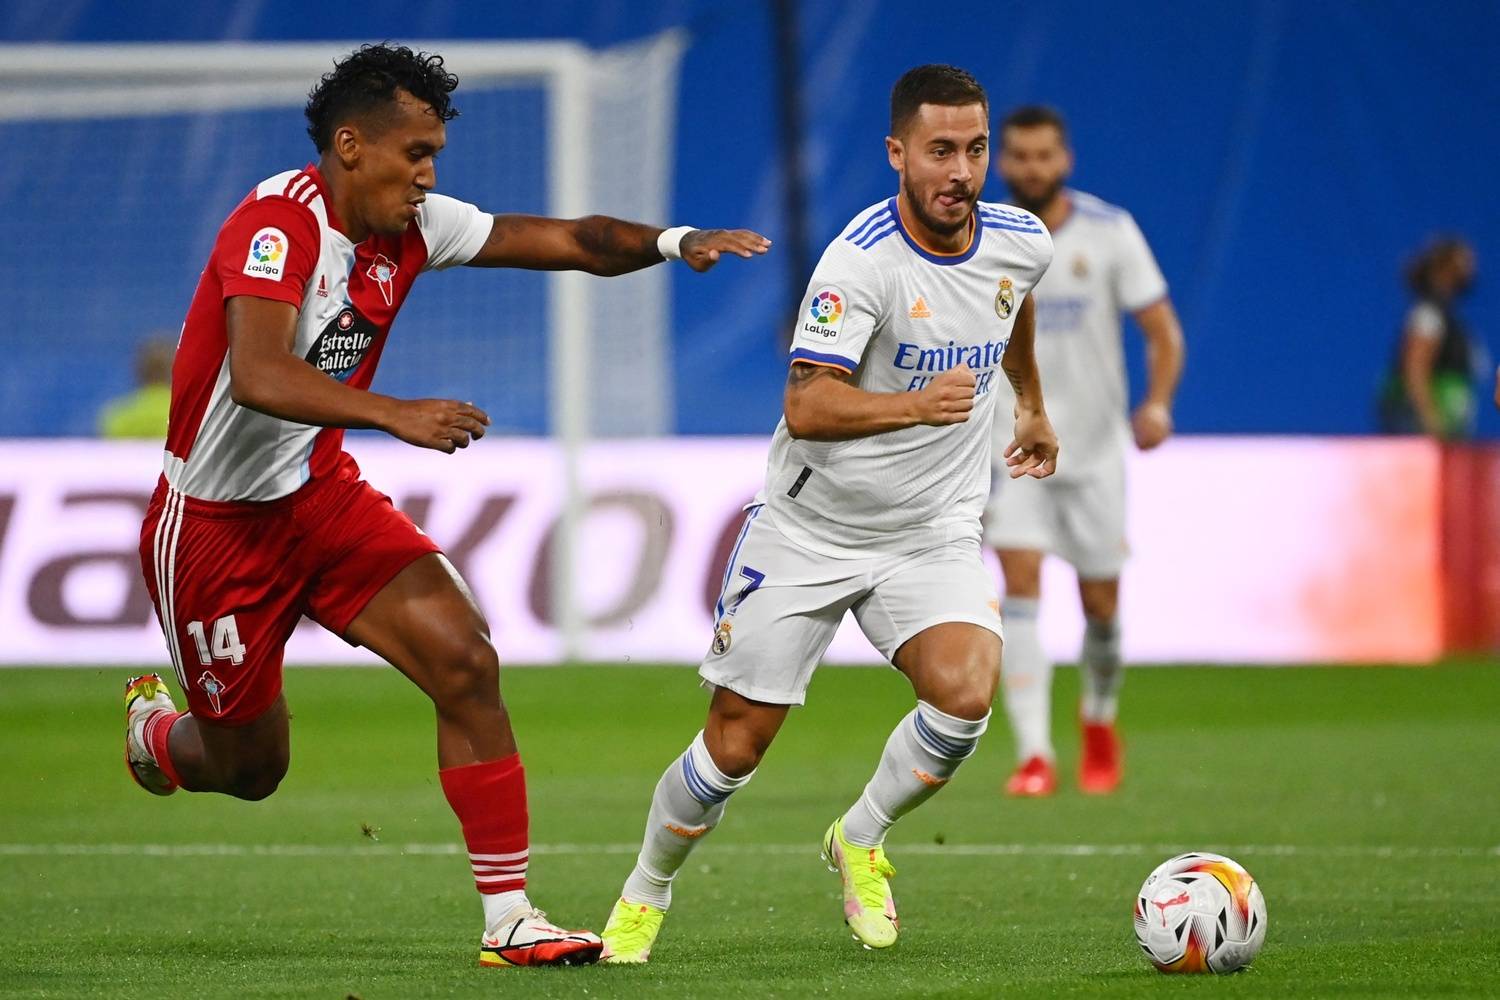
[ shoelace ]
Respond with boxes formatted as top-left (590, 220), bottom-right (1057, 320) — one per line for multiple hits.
top-left (611, 905), bottom-right (658, 949)
top-left (850, 848), bottom-right (897, 908)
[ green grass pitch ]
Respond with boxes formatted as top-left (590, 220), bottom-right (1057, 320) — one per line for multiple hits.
top-left (2, 661), bottom-right (1497, 998)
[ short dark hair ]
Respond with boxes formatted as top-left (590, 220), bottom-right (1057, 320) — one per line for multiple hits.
top-left (1001, 104), bottom-right (1069, 142)
top-left (890, 64), bottom-right (988, 137)
top-left (305, 43), bottom-right (460, 152)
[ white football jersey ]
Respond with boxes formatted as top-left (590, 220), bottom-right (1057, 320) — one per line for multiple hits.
top-left (991, 189), bottom-right (1167, 479)
top-left (757, 197), bottom-right (1054, 558)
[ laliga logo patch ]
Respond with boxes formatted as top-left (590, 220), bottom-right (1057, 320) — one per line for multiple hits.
top-left (367, 253), bottom-right (399, 307)
top-left (802, 286), bottom-right (846, 342)
top-left (995, 276), bottom-right (1015, 320)
top-left (242, 227), bottom-right (289, 280)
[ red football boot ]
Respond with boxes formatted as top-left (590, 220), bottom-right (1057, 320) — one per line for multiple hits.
top-left (1003, 755), bottom-right (1056, 797)
top-left (1079, 721), bottom-right (1123, 794)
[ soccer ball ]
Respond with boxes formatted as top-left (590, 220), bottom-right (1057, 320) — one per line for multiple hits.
top-left (1133, 852), bottom-right (1267, 973)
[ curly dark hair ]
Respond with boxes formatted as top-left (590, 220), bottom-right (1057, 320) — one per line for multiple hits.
top-left (305, 43), bottom-right (460, 152)
top-left (890, 64), bottom-right (988, 137)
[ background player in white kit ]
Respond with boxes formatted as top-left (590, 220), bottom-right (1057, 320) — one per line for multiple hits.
top-left (984, 106), bottom-right (1186, 797)
top-left (598, 66), bottom-right (1058, 963)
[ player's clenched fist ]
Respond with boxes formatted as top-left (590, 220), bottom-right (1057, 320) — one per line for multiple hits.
top-left (385, 399), bottom-right (491, 454)
top-left (912, 363), bottom-right (977, 426)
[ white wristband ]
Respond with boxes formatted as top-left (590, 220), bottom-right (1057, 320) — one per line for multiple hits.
top-left (657, 226), bottom-right (695, 261)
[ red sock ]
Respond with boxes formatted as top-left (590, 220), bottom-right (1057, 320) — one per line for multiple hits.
top-left (440, 753), bottom-right (529, 897)
top-left (144, 710), bottom-right (185, 788)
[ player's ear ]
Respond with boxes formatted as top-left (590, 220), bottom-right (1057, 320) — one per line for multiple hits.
top-left (332, 124), bottom-right (361, 169)
top-left (885, 135), bottom-right (904, 173)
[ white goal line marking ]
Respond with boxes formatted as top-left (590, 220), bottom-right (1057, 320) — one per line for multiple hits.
top-left (1, 842), bottom-right (1495, 859)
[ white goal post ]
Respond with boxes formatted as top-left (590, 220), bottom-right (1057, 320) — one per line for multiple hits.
top-left (0, 37), bottom-right (688, 660)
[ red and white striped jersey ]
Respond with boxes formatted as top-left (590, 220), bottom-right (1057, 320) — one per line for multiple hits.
top-left (164, 164), bottom-right (491, 501)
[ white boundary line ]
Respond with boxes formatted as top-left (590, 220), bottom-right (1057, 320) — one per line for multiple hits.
top-left (1, 842), bottom-right (1495, 859)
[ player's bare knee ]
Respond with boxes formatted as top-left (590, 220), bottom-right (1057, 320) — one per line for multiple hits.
top-left (431, 634), bottom-right (500, 709)
top-left (702, 716), bottom-right (774, 778)
top-left (1079, 579), bottom-right (1120, 622)
top-left (971, 661), bottom-right (1002, 713)
top-left (927, 660), bottom-right (999, 721)
top-left (1082, 596), bottom-right (1118, 622)
top-left (709, 726), bottom-right (769, 778)
top-left (935, 684), bottom-right (996, 723)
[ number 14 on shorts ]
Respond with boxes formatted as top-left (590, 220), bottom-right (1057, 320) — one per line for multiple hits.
top-left (185, 615), bottom-right (247, 666)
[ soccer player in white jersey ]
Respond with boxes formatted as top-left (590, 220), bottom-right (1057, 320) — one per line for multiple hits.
top-left (599, 65), bottom-right (1058, 962)
top-left (985, 106), bottom-right (1185, 797)
top-left (120, 44), bottom-right (769, 969)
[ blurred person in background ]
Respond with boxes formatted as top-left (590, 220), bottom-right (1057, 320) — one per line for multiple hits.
top-left (98, 334), bottom-right (175, 439)
top-left (1379, 237), bottom-right (1481, 439)
top-left (984, 105), bottom-right (1184, 797)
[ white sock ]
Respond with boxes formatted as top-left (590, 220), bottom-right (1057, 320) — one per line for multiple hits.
top-left (841, 701), bottom-right (989, 848)
top-left (620, 730), bottom-right (753, 909)
top-left (1080, 616), bottom-right (1122, 723)
top-left (1000, 597), bottom-right (1053, 761)
top-left (481, 890), bottom-right (531, 929)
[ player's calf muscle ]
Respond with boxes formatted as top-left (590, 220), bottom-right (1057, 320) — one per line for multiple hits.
top-left (163, 693), bottom-right (292, 799)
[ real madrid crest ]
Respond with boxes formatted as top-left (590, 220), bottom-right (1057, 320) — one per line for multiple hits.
top-left (995, 277), bottom-right (1015, 320)
top-left (711, 622), bottom-right (733, 655)
top-left (1072, 255), bottom-right (1089, 279)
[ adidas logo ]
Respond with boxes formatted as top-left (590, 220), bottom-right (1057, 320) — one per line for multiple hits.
top-left (909, 296), bottom-right (931, 319)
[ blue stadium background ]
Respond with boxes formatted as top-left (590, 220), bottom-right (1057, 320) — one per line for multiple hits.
top-left (3, 0), bottom-right (1496, 437)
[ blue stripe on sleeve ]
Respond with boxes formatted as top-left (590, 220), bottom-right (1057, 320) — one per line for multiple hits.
top-left (856, 222), bottom-right (900, 249)
top-left (789, 348), bottom-right (856, 371)
top-left (981, 220), bottom-right (1046, 234)
top-left (845, 207), bottom-right (894, 244)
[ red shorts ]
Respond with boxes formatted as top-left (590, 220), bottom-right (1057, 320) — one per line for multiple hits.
top-left (138, 459), bottom-right (441, 726)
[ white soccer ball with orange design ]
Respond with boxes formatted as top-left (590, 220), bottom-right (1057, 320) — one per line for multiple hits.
top-left (1133, 852), bottom-right (1267, 974)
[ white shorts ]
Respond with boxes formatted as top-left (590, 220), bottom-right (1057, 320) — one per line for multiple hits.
top-left (698, 506), bottom-right (1003, 706)
top-left (982, 461), bottom-right (1128, 580)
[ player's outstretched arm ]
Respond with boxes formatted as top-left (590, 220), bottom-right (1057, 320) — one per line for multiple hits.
top-left (225, 296), bottom-right (489, 454)
top-left (1131, 297), bottom-right (1185, 450)
top-left (465, 215), bottom-right (771, 276)
top-left (783, 362), bottom-right (977, 441)
top-left (1000, 295), bottom-right (1059, 479)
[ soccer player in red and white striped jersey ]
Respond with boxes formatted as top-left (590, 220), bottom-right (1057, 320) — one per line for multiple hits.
top-left (121, 43), bottom-right (769, 968)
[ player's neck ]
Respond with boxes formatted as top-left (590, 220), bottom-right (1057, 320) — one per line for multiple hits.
top-left (316, 157), bottom-right (369, 243)
top-left (895, 190), bottom-right (973, 255)
top-left (1035, 191), bottom-right (1072, 234)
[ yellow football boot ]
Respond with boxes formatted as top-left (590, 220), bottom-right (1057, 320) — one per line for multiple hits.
top-left (600, 896), bottom-right (666, 964)
top-left (821, 816), bottom-right (899, 949)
